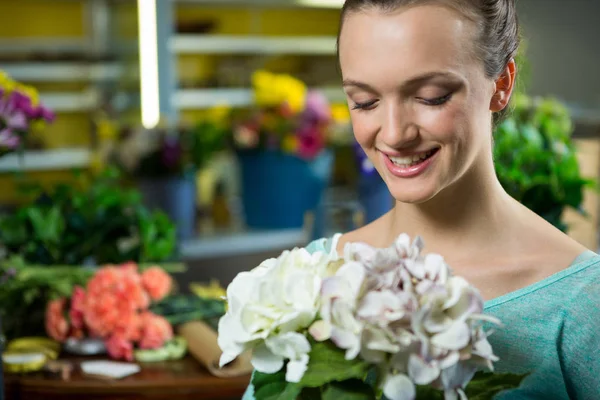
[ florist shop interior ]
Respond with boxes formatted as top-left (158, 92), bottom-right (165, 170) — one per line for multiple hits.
top-left (1, 0), bottom-right (600, 399)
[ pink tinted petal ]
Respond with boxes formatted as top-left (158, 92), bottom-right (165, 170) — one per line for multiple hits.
top-left (409, 353), bottom-right (441, 385)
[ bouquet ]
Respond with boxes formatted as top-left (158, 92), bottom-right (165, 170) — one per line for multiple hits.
top-left (231, 70), bottom-right (333, 160)
top-left (45, 262), bottom-right (176, 361)
top-left (218, 234), bottom-right (525, 399)
top-left (0, 70), bottom-right (54, 156)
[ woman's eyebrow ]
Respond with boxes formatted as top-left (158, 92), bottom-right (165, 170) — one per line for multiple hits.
top-left (342, 71), bottom-right (463, 93)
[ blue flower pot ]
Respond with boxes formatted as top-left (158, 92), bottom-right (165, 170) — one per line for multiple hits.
top-left (138, 176), bottom-right (197, 241)
top-left (238, 150), bottom-right (333, 230)
top-left (358, 172), bottom-right (394, 224)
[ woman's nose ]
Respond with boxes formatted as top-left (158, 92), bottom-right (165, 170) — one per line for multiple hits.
top-left (379, 102), bottom-right (419, 149)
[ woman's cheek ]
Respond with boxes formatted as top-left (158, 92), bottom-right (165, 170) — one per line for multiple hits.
top-left (350, 113), bottom-right (378, 148)
top-left (415, 104), bottom-right (462, 141)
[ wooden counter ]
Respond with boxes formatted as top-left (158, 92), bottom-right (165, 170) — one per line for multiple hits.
top-left (4, 356), bottom-right (250, 400)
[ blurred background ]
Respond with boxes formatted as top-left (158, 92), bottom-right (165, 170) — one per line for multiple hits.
top-left (0, 0), bottom-right (599, 290)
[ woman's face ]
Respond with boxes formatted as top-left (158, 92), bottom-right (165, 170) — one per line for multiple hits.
top-left (339, 5), bottom-right (498, 204)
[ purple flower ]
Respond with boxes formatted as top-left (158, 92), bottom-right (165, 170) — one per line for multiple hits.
top-left (301, 91), bottom-right (331, 125)
top-left (0, 129), bottom-right (21, 150)
top-left (34, 105), bottom-right (56, 122)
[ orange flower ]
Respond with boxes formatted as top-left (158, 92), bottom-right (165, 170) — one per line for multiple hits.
top-left (138, 312), bottom-right (173, 350)
top-left (141, 267), bottom-right (172, 301)
top-left (84, 265), bottom-right (151, 338)
top-left (84, 291), bottom-right (121, 337)
top-left (105, 333), bottom-right (134, 361)
top-left (69, 286), bottom-right (86, 330)
top-left (113, 308), bottom-right (143, 342)
top-left (45, 298), bottom-right (69, 342)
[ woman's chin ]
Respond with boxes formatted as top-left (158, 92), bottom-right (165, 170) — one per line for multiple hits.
top-left (387, 182), bottom-right (439, 204)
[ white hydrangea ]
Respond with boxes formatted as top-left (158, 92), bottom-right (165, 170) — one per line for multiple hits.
top-left (218, 247), bottom-right (339, 382)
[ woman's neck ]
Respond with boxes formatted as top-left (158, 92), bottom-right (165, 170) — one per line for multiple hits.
top-left (384, 155), bottom-right (516, 255)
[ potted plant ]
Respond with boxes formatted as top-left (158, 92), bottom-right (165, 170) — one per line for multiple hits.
top-left (493, 93), bottom-right (594, 231)
top-left (0, 70), bottom-right (54, 156)
top-left (0, 168), bottom-right (178, 340)
top-left (112, 121), bottom-right (227, 241)
top-left (227, 70), bottom-right (335, 229)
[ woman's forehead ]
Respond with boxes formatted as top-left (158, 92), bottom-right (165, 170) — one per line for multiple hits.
top-left (338, 5), bottom-right (479, 81)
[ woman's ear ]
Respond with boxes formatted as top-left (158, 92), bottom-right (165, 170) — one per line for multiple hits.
top-left (490, 59), bottom-right (517, 112)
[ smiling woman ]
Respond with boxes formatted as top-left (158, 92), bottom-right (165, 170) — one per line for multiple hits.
top-left (241, 0), bottom-right (600, 399)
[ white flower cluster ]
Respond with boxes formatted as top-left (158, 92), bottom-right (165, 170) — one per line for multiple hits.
top-left (218, 234), bottom-right (500, 400)
top-left (218, 247), bottom-right (341, 382)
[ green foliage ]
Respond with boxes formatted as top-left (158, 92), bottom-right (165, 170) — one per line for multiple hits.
top-left (149, 294), bottom-right (226, 330)
top-left (299, 341), bottom-right (371, 388)
top-left (252, 340), bottom-right (375, 400)
top-left (0, 168), bottom-right (176, 265)
top-left (0, 256), bottom-right (93, 339)
top-left (464, 371), bottom-right (530, 400)
top-left (494, 93), bottom-right (595, 231)
top-left (0, 168), bottom-right (178, 339)
top-left (252, 340), bottom-right (527, 400)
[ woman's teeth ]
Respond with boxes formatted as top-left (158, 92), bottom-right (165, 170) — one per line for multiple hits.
top-left (388, 150), bottom-right (435, 167)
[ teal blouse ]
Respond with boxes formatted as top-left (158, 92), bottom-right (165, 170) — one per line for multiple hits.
top-left (242, 235), bottom-right (600, 399)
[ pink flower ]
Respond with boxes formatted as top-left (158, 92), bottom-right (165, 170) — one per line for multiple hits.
top-left (138, 312), bottom-right (173, 350)
top-left (69, 286), bottom-right (86, 330)
top-left (297, 126), bottom-right (325, 159)
top-left (303, 90), bottom-right (331, 124)
top-left (45, 298), bottom-right (69, 342)
top-left (105, 334), bottom-right (134, 361)
top-left (141, 267), bottom-right (172, 301)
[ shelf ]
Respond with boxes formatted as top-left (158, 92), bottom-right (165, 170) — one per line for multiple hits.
top-left (171, 34), bottom-right (337, 55)
top-left (39, 91), bottom-right (99, 112)
top-left (0, 148), bottom-right (92, 172)
top-left (174, 88), bottom-right (253, 109)
top-left (179, 227), bottom-right (308, 259)
top-left (174, 86), bottom-right (345, 109)
top-left (0, 38), bottom-right (89, 55)
top-left (0, 62), bottom-right (125, 82)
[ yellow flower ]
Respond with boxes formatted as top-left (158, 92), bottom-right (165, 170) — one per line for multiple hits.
top-left (282, 134), bottom-right (299, 153)
top-left (331, 103), bottom-right (350, 124)
top-left (251, 69), bottom-right (307, 113)
top-left (0, 71), bottom-right (16, 94)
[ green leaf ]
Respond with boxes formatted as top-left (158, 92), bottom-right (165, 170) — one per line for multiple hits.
top-left (464, 371), bottom-right (528, 400)
top-left (322, 379), bottom-right (376, 400)
top-left (415, 385), bottom-right (444, 400)
top-left (252, 370), bottom-right (303, 400)
top-left (300, 341), bottom-right (371, 388)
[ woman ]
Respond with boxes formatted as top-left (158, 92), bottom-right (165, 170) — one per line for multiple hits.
top-left (244, 0), bottom-right (600, 398)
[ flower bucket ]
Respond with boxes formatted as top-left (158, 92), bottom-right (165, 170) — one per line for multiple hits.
top-left (138, 176), bottom-right (197, 241)
top-left (238, 150), bottom-right (333, 229)
top-left (358, 172), bottom-right (394, 224)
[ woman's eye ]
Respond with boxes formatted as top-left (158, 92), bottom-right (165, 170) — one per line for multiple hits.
top-left (352, 100), bottom-right (378, 110)
top-left (420, 93), bottom-right (452, 106)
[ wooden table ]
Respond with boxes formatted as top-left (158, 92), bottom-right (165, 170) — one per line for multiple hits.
top-left (3, 356), bottom-right (250, 400)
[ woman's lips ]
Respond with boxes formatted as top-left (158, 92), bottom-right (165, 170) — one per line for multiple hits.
top-left (381, 148), bottom-right (439, 178)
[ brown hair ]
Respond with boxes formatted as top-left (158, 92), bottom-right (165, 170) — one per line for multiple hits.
top-left (338, 0), bottom-right (520, 80)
